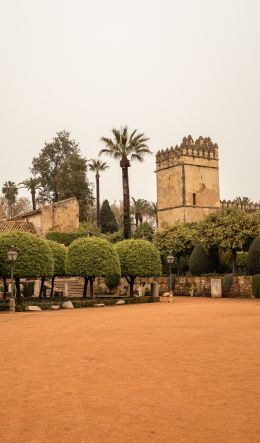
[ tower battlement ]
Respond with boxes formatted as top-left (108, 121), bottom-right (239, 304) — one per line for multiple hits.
top-left (156, 135), bottom-right (218, 171)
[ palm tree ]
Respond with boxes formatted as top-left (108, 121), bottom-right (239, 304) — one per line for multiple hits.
top-left (233, 196), bottom-right (252, 210)
top-left (19, 177), bottom-right (42, 210)
top-left (130, 198), bottom-right (148, 226)
top-left (146, 201), bottom-right (158, 227)
top-left (100, 126), bottom-right (151, 239)
top-left (2, 181), bottom-right (18, 218)
top-left (88, 159), bottom-right (109, 228)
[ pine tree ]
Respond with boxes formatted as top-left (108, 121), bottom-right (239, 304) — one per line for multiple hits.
top-left (100, 200), bottom-right (118, 233)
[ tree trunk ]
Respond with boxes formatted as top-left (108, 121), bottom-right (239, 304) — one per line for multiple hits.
top-left (39, 277), bottom-right (45, 299)
top-left (3, 277), bottom-right (7, 299)
top-left (15, 276), bottom-right (21, 305)
top-left (31, 190), bottom-right (36, 210)
top-left (83, 277), bottom-right (89, 298)
top-left (125, 276), bottom-right (136, 300)
top-left (231, 250), bottom-right (237, 274)
top-left (50, 276), bottom-right (55, 297)
top-left (120, 158), bottom-right (131, 239)
top-left (89, 277), bottom-right (95, 300)
top-left (135, 214), bottom-right (138, 227)
top-left (177, 256), bottom-right (180, 275)
top-left (96, 173), bottom-right (100, 229)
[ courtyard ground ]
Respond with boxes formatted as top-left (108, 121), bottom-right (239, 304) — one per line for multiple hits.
top-left (0, 297), bottom-right (260, 443)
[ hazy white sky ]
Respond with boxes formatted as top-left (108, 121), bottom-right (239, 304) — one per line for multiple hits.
top-left (0, 0), bottom-right (259, 205)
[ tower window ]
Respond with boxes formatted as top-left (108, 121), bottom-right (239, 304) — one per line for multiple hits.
top-left (192, 193), bottom-right (196, 206)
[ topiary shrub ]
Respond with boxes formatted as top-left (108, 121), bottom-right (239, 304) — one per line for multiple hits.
top-left (105, 274), bottom-right (120, 290)
top-left (66, 237), bottom-right (121, 299)
top-left (0, 232), bottom-right (54, 303)
top-left (223, 273), bottom-right (234, 293)
top-left (189, 245), bottom-right (214, 275)
top-left (252, 274), bottom-right (260, 298)
top-left (46, 231), bottom-right (87, 246)
top-left (247, 236), bottom-right (260, 275)
top-left (115, 239), bottom-right (162, 298)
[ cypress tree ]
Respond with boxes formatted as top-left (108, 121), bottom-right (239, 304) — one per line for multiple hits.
top-left (100, 200), bottom-right (118, 233)
top-left (247, 236), bottom-right (260, 275)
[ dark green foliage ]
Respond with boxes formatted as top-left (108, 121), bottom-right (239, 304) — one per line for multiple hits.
top-left (46, 240), bottom-right (66, 276)
top-left (67, 237), bottom-right (121, 277)
top-left (105, 229), bottom-right (124, 243)
top-left (100, 200), bottom-right (118, 233)
top-left (46, 231), bottom-right (88, 246)
top-left (31, 130), bottom-right (93, 221)
top-left (0, 232), bottom-right (54, 278)
top-left (105, 274), bottom-right (120, 290)
top-left (252, 274), bottom-right (260, 298)
top-left (247, 236), bottom-right (260, 275)
top-left (223, 274), bottom-right (234, 293)
top-left (133, 221), bottom-right (154, 241)
top-left (189, 245), bottom-right (215, 276)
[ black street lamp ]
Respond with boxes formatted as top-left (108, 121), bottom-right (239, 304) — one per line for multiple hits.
top-left (7, 245), bottom-right (18, 312)
top-left (166, 251), bottom-right (174, 303)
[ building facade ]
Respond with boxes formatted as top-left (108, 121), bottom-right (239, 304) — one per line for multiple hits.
top-left (156, 135), bottom-right (221, 228)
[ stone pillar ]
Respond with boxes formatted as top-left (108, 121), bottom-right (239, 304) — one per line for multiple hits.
top-left (211, 278), bottom-right (222, 298)
top-left (151, 282), bottom-right (159, 297)
top-left (34, 279), bottom-right (40, 297)
top-left (63, 281), bottom-right (69, 297)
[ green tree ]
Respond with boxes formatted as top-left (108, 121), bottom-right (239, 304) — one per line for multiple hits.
top-left (133, 221), bottom-right (154, 242)
top-left (46, 240), bottom-right (66, 296)
top-left (66, 237), bottom-right (121, 299)
top-left (115, 239), bottom-right (161, 298)
top-left (19, 177), bottom-right (41, 210)
top-left (233, 196), bottom-right (252, 208)
top-left (199, 208), bottom-right (259, 273)
top-left (2, 181), bottom-right (18, 218)
top-left (88, 159), bottom-right (109, 228)
top-left (31, 130), bottom-right (93, 221)
top-left (0, 232), bottom-right (53, 303)
top-left (100, 200), bottom-right (118, 233)
top-left (247, 236), bottom-right (260, 275)
top-left (100, 126), bottom-right (151, 239)
top-left (189, 245), bottom-right (215, 275)
top-left (153, 222), bottom-right (198, 274)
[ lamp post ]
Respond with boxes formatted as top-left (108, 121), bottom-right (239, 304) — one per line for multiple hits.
top-left (7, 245), bottom-right (18, 312)
top-left (166, 252), bottom-right (174, 303)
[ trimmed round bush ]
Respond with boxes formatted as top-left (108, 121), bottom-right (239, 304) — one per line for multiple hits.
top-left (252, 274), bottom-right (260, 298)
top-left (247, 236), bottom-right (260, 275)
top-left (0, 232), bottom-right (54, 278)
top-left (189, 245), bottom-right (214, 275)
top-left (46, 240), bottom-right (66, 277)
top-left (115, 239), bottom-right (162, 298)
top-left (66, 237), bottom-right (121, 299)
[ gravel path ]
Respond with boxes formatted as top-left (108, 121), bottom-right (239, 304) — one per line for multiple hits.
top-left (0, 297), bottom-right (260, 443)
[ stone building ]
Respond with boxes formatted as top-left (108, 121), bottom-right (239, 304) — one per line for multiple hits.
top-left (0, 206), bottom-right (37, 234)
top-left (11, 197), bottom-right (79, 236)
top-left (156, 135), bottom-right (220, 228)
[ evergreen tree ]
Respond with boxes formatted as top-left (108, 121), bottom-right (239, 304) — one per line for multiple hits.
top-left (31, 130), bottom-right (93, 221)
top-left (100, 200), bottom-right (118, 233)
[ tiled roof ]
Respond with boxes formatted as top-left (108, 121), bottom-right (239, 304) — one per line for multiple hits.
top-left (0, 221), bottom-right (38, 235)
top-left (0, 206), bottom-right (7, 220)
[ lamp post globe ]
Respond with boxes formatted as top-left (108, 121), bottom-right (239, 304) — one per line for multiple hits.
top-left (166, 252), bottom-right (174, 303)
top-left (7, 245), bottom-right (18, 312)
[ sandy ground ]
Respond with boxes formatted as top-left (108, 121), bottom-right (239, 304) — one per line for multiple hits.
top-left (1, 297), bottom-right (260, 443)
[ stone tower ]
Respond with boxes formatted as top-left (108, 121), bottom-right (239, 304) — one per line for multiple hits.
top-left (156, 135), bottom-right (220, 228)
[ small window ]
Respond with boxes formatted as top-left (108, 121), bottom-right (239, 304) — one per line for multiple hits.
top-left (192, 193), bottom-right (196, 206)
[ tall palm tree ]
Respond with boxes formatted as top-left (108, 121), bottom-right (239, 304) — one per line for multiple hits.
top-left (19, 177), bottom-right (42, 210)
top-left (100, 126), bottom-right (151, 239)
top-left (146, 201), bottom-right (158, 227)
top-left (88, 159), bottom-right (109, 228)
top-left (130, 198), bottom-right (148, 226)
top-left (2, 181), bottom-right (18, 218)
top-left (233, 196), bottom-right (252, 208)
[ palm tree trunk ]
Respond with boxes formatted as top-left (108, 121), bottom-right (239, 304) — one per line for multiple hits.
top-left (31, 190), bottom-right (36, 210)
top-left (120, 158), bottom-right (131, 239)
top-left (135, 214), bottom-right (138, 227)
top-left (96, 173), bottom-right (100, 229)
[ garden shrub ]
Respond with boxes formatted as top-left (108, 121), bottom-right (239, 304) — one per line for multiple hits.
top-left (46, 231), bottom-right (88, 246)
top-left (247, 236), bottom-right (260, 275)
top-left (189, 245), bottom-right (214, 275)
top-left (252, 274), bottom-right (260, 298)
top-left (105, 274), bottom-right (120, 290)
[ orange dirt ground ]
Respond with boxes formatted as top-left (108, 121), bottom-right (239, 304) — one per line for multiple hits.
top-left (1, 297), bottom-right (260, 443)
